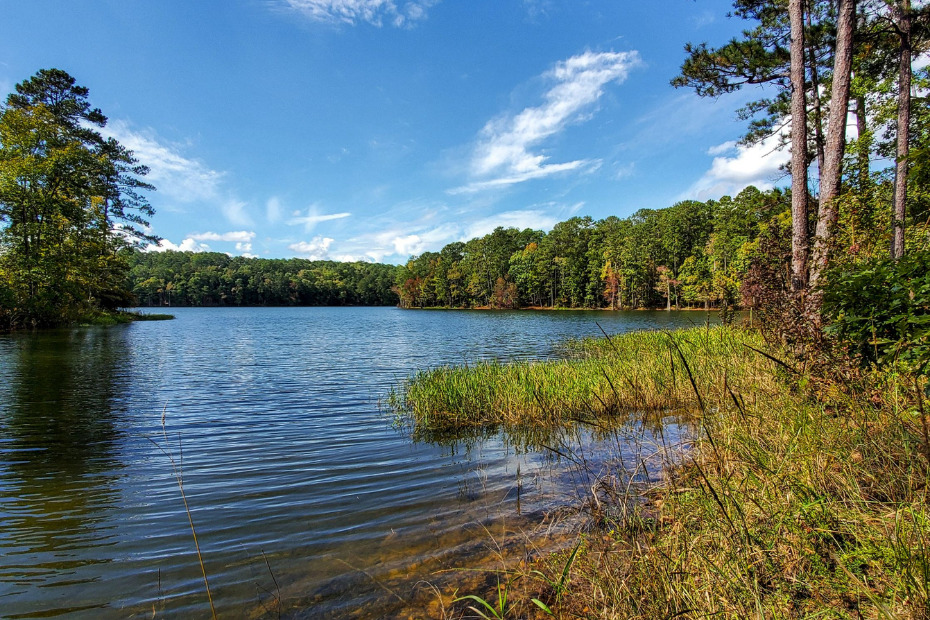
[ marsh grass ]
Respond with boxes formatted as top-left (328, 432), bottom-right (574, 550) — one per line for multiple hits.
top-left (387, 326), bottom-right (780, 433)
top-left (392, 326), bottom-right (930, 618)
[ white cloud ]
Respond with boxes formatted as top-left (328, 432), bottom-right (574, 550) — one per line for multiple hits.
top-left (288, 207), bottom-right (352, 231)
top-left (707, 141), bottom-right (737, 156)
top-left (332, 253), bottom-right (375, 263)
top-left (279, 0), bottom-right (438, 27)
top-left (104, 120), bottom-right (223, 204)
top-left (453, 50), bottom-right (641, 194)
top-left (147, 238), bottom-right (210, 253)
top-left (914, 51), bottom-right (930, 72)
top-left (290, 236), bottom-right (335, 259)
top-left (686, 130), bottom-right (790, 200)
top-left (146, 231), bottom-right (257, 255)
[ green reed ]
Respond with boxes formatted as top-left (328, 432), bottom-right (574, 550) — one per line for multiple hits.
top-left (525, 341), bottom-right (930, 618)
top-left (387, 326), bottom-right (778, 433)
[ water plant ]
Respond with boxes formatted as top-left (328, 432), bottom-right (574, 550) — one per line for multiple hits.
top-left (147, 406), bottom-right (217, 620)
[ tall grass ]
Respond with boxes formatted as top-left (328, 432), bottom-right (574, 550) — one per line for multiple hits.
top-left (387, 326), bottom-right (780, 433)
top-left (527, 340), bottom-right (929, 618)
top-left (393, 326), bottom-right (930, 618)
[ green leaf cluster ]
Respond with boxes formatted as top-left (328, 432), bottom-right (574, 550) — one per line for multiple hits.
top-left (824, 249), bottom-right (930, 370)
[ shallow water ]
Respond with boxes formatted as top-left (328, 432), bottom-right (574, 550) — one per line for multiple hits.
top-left (0, 307), bottom-right (712, 618)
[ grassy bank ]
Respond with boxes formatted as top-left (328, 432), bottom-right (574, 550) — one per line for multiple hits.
top-left (77, 310), bottom-right (175, 326)
top-left (387, 326), bottom-right (779, 433)
top-left (391, 326), bottom-right (930, 618)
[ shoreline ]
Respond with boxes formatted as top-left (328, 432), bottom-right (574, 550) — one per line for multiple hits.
top-left (390, 325), bottom-right (930, 617)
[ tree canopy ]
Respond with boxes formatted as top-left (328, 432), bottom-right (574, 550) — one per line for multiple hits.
top-left (0, 69), bottom-right (157, 328)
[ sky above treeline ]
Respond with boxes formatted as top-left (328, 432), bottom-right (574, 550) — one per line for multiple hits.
top-left (0, 0), bottom-right (791, 263)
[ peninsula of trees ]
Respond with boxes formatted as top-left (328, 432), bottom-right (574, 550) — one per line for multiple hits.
top-left (0, 70), bottom-right (157, 329)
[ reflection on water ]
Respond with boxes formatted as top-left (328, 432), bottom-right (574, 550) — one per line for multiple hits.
top-left (0, 308), bottom-right (710, 618)
top-left (0, 329), bottom-right (128, 616)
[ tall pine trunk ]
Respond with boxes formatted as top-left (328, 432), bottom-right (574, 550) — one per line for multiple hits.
top-left (891, 0), bottom-right (911, 260)
top-left (809, 0), bottom-right (856, 300)
top-left (789, 0), bottom-right (810, 292)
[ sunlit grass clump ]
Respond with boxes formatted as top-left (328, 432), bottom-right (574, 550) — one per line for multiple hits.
top-left (387, 326), bottom-right (779, 432)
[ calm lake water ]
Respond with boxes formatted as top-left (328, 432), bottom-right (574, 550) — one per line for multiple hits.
top-left (0, 307), bottom-right (713, 618)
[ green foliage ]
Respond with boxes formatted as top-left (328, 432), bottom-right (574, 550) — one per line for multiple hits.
top-left (824, 249), bottom-right (930, 370)
top-left (0, 69), bottom-right (156, 328)
top-left (392, 189), bottom-right (790, 311)
top-left (127, 250), bottom-right (399, 307)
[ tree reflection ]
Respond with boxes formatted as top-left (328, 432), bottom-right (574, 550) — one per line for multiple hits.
top-left (0, 326), bottom-right (130, 613)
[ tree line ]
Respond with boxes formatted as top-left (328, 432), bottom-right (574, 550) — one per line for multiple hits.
top-left (128, 251), bottom-right (399, 307)
top-left (393, 187), bottom-right (790, 311)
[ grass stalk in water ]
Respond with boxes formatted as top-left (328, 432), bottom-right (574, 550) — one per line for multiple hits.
top-left (148, 405), bottom-right (217, 620)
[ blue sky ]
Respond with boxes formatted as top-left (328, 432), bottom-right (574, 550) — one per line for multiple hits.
top-left (0, 0), bottom-right (791, 263)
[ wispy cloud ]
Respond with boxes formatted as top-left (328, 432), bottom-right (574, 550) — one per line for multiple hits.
top-left (221, 200), bottom-right (254, 227)
top-left (452, 50), bottom-right (641, 194)
top-left (266, 197), bottom-right (283, 223)
top-left (463, 209), bottom-right (559, 239)
top-left (104, 120), bottom-right (255, 227)
top-left (288, 205), bottom-right (352, 232)
top-left (685, 130), bottom-right (790, 200)
top-left (278, 0), bottom-right (438, 27)
top-left (189, 231), bottom-right (256, 243)
top-left (332, 201), bottom-right (578, 263)
top-left (104, 120), bottom-right (223, 205)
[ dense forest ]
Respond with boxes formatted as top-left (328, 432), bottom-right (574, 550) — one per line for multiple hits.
top-left (125, 185), bottom-right (785, 311)
top-left (393, 186), bottom-right (788, 311)
top-left (127, 251), bottom-right (398, 307)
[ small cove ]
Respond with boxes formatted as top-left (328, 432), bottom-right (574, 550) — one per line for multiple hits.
top-left (0, 307), bottom-right (714, 618)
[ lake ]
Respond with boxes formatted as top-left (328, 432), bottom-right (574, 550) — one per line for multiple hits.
top-left (0, 307), bottom-right (714, 618)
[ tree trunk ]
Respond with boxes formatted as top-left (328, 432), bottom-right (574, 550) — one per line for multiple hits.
top-left (891, 0), bottom-right (911, 260)
top-left (809, 0), bottom-right (856, 298)
top-left (790, 0), bottom-right (810, 293)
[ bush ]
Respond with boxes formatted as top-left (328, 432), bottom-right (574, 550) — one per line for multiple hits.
top-left (823, 250), bottom-right (930, 370)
